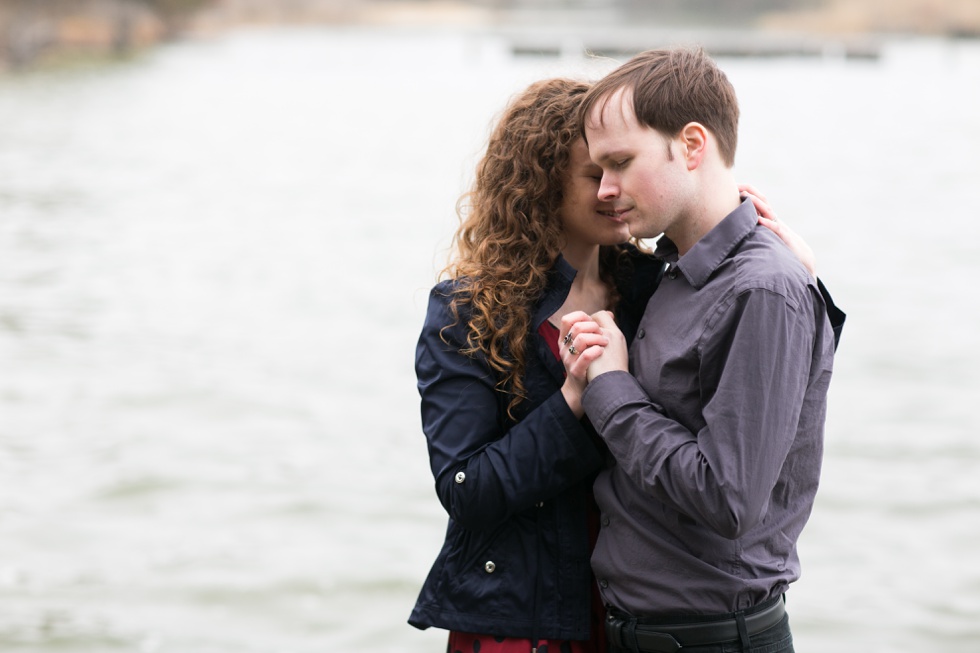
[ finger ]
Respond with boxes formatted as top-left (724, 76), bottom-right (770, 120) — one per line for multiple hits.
top-left (759, 215), bottom-right (801, 242)
top-left (566, 345), bottom-right (603, 378)
top-left (565, 333), bottom-right (607, 362)
top-left (743, 193), bottom-right (777, 222)
top-left (577, 345), bottom-right (605, 365)
top-left (757, 215), bottom-right (781, 234)
top-left (568, 345), bottom-right (604, 375)
top-left (559, 311), bottom-right (598, 344)
top-left (591, 310), bottom-right (618, 329)
top-left (570, 332), bottom-right (609, 354)
top-left (758, 216), bottom-right (817, 277)
top-left (737, 183), bottom-right (768, 203)
top-left (565, 319), bottom-right (604, 346)
top-left (559, 311), bottom-right (593, 330)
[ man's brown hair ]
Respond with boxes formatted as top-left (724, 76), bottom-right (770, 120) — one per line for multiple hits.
top-left (580, 47), bottom-right (740, 166)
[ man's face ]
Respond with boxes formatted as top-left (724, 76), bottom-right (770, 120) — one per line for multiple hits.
top-left (584, 89), bottom-right (691, 241)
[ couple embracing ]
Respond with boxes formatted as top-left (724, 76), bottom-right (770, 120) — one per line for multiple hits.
top-left (410, 47), bottom-right (843, 653)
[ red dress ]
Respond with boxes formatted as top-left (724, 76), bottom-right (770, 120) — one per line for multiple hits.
top-left (446, 321), bottom-right (607, 653)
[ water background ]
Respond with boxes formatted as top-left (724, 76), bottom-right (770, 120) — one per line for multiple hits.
top-left (1, 25), bottom-right (979, 653)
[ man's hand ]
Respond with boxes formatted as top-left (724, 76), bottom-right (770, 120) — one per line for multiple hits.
top-left (584, 311), bottom-right (628, 381)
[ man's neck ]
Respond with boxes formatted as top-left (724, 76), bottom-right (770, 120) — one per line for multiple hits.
top-left (669, 170), bottom-right (741, 256)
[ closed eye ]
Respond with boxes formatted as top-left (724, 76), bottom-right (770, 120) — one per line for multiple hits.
top-left (583, 166), bottom-right (603, 182)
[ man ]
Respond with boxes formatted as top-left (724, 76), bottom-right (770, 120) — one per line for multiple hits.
top-left (560, 47), bottom-right (837, 653)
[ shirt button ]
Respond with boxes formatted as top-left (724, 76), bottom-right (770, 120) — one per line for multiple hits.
top-left (602, 516), bottom-right (610, 527)
top-left (668, 267), bottom-right (678, 280)
top-left (454, 471), bottom-right (466, 484)
top-left (484, 561), bottom-right (496, 573)
top-left (599, 579), bottom-right (608, 588)
top-left (636, 329), bottom-right (645, 339)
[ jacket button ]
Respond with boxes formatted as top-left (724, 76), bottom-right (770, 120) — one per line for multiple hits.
top-left (454, 471), bottom-right (466, 484)
top-left (636, 329), bottom-right (645, 339)
top-left (484, 561), bottom-right (496, 573)
top-left (536, 501), bottom-right (544, 508)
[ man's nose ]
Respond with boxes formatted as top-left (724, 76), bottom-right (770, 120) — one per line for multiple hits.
top-left (598, 175), bottom-right (619, 201)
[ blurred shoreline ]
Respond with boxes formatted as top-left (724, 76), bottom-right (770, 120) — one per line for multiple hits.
top-left (2, 0), bottom-right (980, 72)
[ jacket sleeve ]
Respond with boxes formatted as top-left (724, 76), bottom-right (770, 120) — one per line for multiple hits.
top-left (416, 285), bottom-right (604, 531)
top-left (816, 277), bottom-right (846, 350)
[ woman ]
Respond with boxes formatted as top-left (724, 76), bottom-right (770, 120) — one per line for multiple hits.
top-left (409, 78), bottom-right (840, 653)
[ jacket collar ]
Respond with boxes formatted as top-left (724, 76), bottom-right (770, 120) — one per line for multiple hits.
top-left (531, 254), bottom-right (577, 330)
top-left (531, 255), bottom-right (577, 385)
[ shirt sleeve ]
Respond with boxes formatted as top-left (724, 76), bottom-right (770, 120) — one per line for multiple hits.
top-left (582, 286), bottom-right (821, 540)
top-left (416, 285), bottom-right (604, 531)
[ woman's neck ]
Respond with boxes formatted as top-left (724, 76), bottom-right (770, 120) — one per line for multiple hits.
top-left (561, 240), bottom-right (601, 282)
top-left (552, 242), bottom-right (609, 322)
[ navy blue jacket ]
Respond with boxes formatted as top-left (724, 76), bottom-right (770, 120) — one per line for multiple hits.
top-left (409, 249), bottom-right (845, 640)
top-left (408, 249), bottom-right (665, 641)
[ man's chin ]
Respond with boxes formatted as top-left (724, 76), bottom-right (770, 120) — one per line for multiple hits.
top-left (626, 223), bottom-right (660, 240)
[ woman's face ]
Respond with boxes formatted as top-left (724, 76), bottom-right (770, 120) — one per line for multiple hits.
top-left (558, 138), bottom-right (632, 249)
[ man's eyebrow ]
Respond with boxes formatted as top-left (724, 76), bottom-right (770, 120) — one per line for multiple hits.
top-left (591, 148), bottom-right (629, 165)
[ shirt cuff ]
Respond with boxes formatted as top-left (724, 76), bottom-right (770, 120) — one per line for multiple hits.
top-left (582, 370), bottom-right (661, 432)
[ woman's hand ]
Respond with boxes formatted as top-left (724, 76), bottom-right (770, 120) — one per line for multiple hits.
top-left (738, 183), bottom-right (817, 278)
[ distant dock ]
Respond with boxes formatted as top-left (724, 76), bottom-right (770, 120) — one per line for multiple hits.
top-left (504, 28), bottom-right (882, 62)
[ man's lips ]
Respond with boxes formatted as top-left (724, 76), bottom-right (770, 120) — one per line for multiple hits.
top-left (599, 208), bottom-right (632, 221)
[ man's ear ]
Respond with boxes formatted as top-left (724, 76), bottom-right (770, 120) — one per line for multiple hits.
top-left (679, 122), bottom-right (708, 170)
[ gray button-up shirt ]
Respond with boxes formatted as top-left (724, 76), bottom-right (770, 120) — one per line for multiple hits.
top-left (582, 199), bottom-right (836, 615)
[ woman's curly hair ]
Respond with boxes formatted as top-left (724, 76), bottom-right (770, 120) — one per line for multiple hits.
top-left (441, 78), bottom-right (619, 418)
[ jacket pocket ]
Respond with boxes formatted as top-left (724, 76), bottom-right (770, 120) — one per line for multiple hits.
top-left (446, 520), bottom-right (522, 615)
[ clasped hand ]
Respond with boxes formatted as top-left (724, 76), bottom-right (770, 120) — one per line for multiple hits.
top-left (556, 311), bottom-right (629, 416)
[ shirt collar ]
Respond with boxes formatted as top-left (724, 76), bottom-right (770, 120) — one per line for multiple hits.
top-left (653, 198), bottom-right (758, 290)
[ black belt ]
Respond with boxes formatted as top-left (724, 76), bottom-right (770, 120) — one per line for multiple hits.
top-left (605, 595), bottom-right (785, 652)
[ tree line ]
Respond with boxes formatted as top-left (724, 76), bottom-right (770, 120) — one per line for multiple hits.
top-left (0, 0), bottom-right (215, 70)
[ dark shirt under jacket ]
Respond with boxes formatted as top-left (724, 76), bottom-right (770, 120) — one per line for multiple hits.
top-left (582, 199), bottom-right (836, 616)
